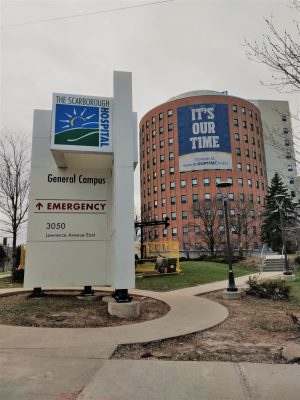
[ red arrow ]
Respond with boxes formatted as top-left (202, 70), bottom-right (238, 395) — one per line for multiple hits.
top-left (36, 202), bottom-right (43, 210)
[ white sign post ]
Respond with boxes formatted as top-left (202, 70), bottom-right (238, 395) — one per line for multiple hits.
top-left (24, 71), bottom-right (137, 299)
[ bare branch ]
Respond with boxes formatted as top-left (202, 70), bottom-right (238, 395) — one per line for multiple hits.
top-left (0, 131), bottom-right (30, 270)
top-left (244, 4), bottom-right (300, 93)
top-left (190, 198), bottom-right (261, 255)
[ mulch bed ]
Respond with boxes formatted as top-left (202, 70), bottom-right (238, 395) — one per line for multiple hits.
top-left (112, 290), bottom-right (300, 364)
top-left (0, 291), bottom-right (170, 328)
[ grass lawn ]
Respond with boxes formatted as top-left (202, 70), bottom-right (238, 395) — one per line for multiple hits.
top-left (1, 264), bottom-right (298, 300)
top-left (135, 261), bottom-right (258, 292)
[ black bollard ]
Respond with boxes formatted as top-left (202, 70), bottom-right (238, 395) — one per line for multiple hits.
top-left (112, 289), bottom-right (132, 303)
top-left (80, 286), bottom-right (95, 296)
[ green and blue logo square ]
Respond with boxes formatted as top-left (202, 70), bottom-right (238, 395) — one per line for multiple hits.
top-left (54, 104), bottom-right (100, 147)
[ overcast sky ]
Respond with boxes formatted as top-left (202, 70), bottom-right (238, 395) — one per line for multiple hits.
top-left (1, 0), bottom-right (299, 229)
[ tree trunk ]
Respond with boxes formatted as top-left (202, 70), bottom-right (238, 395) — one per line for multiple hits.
top-left (11, 227), bottom-right (17, 281)
top-left (209, 241), bottom-right (215, 256)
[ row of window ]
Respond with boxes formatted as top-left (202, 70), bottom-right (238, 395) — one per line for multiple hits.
top-left (143, 137), bottom-right (174, 149)
top-left (145, 146), bottom-right (175, 155)
top-left (236, 163), bottom-right (263, 175)
top-left (147, 147), bottom-right (174, 165)
top-left (281, 122), bottom-right (292, 162)
top-left (144, 147), bottom-right (263, 162)
top-left (142, 163), bottom-right (264, 178)
top-left (141, 104), bottom-right (266, 137)
top-left (142, 127), bottom-right (263, 148)
top-left (142, 119), bottom-right (260, 143)
top-left (235, 133), bottom-right (260, 146)
top-left (144, 174), bottom-right (264, 189)
top-left (233, 119), bottom-right (258, 132)
top-left (235, 148), bottom-right (262, 160)
top-left (140, 124), bottom-right (173, 141)
top-left (147, 208), bottom-right (257, 220)
top-left (144, 192), bottom-right (262, 210)
top-left (148, 224), bottom-right (257, 239)
top-left (142, 104), bottom-right (264, 131)
top-left (143, 104), bottom-right (279, 129)
top-left (145, 210), bottom-right (258, 222)
top-left (148, 224), bottom-right (258, 238)
top-left (143, 110), bottom-right (173, 130)
top-left (144, 132), bottom-right (174, 143)
top-left (231, 105), bottom-right (288, 126)
top-left (141, 108), bottom-right (292, 149)
top-left (181, 241), bottom-right (259, 250)
top-left (232, 105), bottom-right (258, 119)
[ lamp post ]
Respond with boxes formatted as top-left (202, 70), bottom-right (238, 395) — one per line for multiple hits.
top-left (274, 194), bottom-right (295, 281)
top-left (216, 182), bottom-right (240, 298)
top-left (235, 211), bottom-right (242, 257)
top-left (294, 203), bottom-right (300, 254)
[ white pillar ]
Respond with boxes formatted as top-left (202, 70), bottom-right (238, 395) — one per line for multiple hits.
top-left (111, 71), bottom-right (136, 289)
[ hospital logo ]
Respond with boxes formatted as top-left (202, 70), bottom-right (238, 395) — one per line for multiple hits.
top-left (54, 104), bottom-right (100, 147)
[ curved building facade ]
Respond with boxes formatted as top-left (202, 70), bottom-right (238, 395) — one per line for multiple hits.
top-left (139, 91), bottom-right (267, 252)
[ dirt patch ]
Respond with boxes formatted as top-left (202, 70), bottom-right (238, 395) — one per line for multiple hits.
top-left (112, 291), bottom-right (300, 364)
top-left (0, 291), bottom-right (170, 328)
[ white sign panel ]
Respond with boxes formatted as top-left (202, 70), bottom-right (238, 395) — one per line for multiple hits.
top-left (27, 170), bottom-right (109, 243)
top-left (179, 152), bottom-right (233, 172)
top-left (31, 200), bottom-right (107, 242)
top-left (51, 93), bottom-right (113, 153)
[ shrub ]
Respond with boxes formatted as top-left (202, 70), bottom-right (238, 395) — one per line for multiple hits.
top-left (246, 276), bottom-right (290, 300)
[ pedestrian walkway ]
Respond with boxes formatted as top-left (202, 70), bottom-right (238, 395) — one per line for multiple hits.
top-left (77, 360), bottom-right (300, 400)
top-left (1, 271), bottom-right (299, 400)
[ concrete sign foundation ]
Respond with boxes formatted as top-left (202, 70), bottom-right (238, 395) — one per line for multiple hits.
top-left (24, 71), bottom-right (137, 290)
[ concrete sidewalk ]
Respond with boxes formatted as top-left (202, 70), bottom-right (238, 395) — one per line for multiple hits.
top-left (1, 271), bottom-right (298, 400)
top-left (77, 360), bottom-right (300, 400)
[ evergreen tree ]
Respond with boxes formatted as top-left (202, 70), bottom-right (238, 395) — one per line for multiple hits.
top-left (261, 173), bottom-right (296, 252)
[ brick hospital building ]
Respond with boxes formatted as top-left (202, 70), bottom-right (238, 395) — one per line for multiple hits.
top-left (139, 90), bottom-right (297, 252)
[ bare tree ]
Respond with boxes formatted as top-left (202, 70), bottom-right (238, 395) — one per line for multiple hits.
top-left (244, 2), bottom-right (300, 183)
top-left (191, 198), bottom-right (225, 255)
top-left (134, 208), bottom-right (142, 242)
top-left (189, 198), bottom-right (261, 257)
top-left (244, 1), bottom-right (300, 93)
top-left (0, 133), bottom-right (30, 274)
top-left (229, 200), bottom-right (262, 255)
top-left (177, 232), bottom-right (197, 260)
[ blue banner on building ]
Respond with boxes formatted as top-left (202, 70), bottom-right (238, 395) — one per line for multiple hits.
top-left (177, 103), bottom-right (232, 171)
